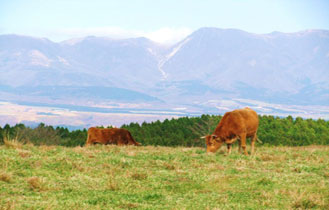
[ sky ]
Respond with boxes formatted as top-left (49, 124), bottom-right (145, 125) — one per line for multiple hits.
top-left (0, 0), bottom-right (329, 45)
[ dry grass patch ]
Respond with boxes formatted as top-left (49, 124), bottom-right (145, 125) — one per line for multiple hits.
top-left (126, 151), bottom-right (137, 157)
top-left (3, 138), bottom-right (23, 149)
top-left (118, 203), bottom-right (139, 209)
top-left (32, 160), bottom-right (43, 169)
top-left (208, 163), bottom-right (225, 172)
top-left (278, 188), bottom-right (327, 209)
top-left (131, 172), bottom-right (148, 180)
top-left (75, 149), bottom-right (96, 159)
top-left (0, 201), bottom-right (15, 210)
top-left (292, 193), bottom-right (323, 210)
top-left (0, 171), bottom-right (12, 183)
top-left (323, 171), bottom-right (329, 178)
top-left (259, 153), bottom-right (286, 162)
top-left (259, 154), bottom-right (274, 161)
top-left (17, 149), bottom-right (31, 158)
top-left (72, 162), bottom-right (86, 172)
top-left (163, 162), bottom-right (175, 170)
top-left (107, 178), bottom-right (120, 191)
top-left (38, 145), bottom-right (57, 153)
top-left (27, 177), bottom-right (45, 191)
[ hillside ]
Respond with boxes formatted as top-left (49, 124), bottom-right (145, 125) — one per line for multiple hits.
top-left (1, 28), bottom-right (329, 127)
top-left (1, 28), bottom-right (328, 106)
top-left (160, 28), bottom-right (329, 105)
top-left (0, 144), bottom-right (328, 209)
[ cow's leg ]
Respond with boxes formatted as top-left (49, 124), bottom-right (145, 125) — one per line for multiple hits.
top-left (85, 134), bottom-right (93, 146)
top-left (227, 144), bottom-right (232, 155)
top-left (238, 139), bottom-right (242, 153)
top-left (117, 138), bottom-right (124, 146)
top-left (128, 137), bottom-right (135, 145)
top-left (92, 141), bottom-right (101, 145)
top-left (251, 133), bottom-right (257, 155)
top-left (240, 133), bottom-right (248, 155)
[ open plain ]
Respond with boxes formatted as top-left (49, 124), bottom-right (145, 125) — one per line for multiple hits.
top-left (1, 142), bottom-right (328, 209)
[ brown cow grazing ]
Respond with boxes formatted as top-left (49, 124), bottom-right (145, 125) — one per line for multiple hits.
top-left (85, 127), bottom-right (141, 146)
top-left (201, 107), bottom-right (259, 155)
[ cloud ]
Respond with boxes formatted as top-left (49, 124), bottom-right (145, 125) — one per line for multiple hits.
top-left (144, 27), bottom-right (193, 45)
top-left (53, 27), bottom-right (193, 45)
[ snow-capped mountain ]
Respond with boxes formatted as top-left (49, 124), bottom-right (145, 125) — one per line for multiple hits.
top-left (159, 28), bottom-right (329, 105)
top-left (0, 27), bottom-right (329, 111)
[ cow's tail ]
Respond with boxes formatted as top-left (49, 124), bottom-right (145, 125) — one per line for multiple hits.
top-left (257, 138), bottom-right (262, 144)
top-left (128, 132), bottom-right (142, 146)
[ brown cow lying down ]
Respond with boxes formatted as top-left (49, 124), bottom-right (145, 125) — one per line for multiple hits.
top-left (85, 127), bottom-right (141, 146)
top-left (201, 107), bottom-right (259, 155)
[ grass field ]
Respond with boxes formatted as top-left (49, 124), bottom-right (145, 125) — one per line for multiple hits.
top-left (0, 141), bottom-right (328, 209)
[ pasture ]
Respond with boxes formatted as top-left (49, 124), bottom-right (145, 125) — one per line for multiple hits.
top-left (0, 142), bottom-right (328, 209)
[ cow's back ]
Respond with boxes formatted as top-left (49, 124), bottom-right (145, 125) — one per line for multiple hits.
top-left (87, 127), bottom-right (113, 145)
top-left (234, 108), bottom-right (258, 135)
top-left (216, 108), bottom-right (258, 137)
top-left (86, 127), bottom-right (140, 146)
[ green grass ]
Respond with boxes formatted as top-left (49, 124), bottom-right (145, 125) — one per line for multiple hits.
top-left (0, 142), bottom-right (328, 209)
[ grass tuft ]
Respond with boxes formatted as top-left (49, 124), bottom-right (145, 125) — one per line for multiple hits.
top-left (107, 182), bottom-right (119, 191)
top-left (293, 199), bottom-right (318, 209)
top-left (1, 201), bottom-right (15, 210)
top-left (118, 203), bottom-right (139, 209)
top-left (0, 171), bottom-right (12, 183)
top-left (27, 177), bottom-right (44, 191)
top-left (3, 138), bottom-right (23, 149)
top-left (163, 162), bottom-right (175, 170)
top-left (131, 172), bottom-right (148, 180)
top-left (17, 149), bottom-right (31, 158)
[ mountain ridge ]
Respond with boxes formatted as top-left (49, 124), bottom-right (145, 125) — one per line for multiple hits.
top-left (1, 27), bottom-right (328, 109)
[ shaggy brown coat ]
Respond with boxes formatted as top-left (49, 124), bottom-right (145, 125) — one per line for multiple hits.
top-left (203, 107), bottom-right (259, 155)
top-left (85, 127), bottom-right (141, 146)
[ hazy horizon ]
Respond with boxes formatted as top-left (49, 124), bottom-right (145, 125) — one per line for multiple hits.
top-left (1, 0), bottom-right (329, 45)
top-left (2, 27), bottom-right (329, 46)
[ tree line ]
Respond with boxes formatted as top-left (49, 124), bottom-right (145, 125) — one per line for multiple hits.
top-left (1, 115), bottom-right (328, 147)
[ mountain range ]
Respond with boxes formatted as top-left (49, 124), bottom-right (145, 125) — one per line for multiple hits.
top-left (0, 27), bottom-right (329, 126)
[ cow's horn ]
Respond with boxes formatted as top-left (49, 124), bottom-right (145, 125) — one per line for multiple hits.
top-left (200, 136), bottom-right (206, 139)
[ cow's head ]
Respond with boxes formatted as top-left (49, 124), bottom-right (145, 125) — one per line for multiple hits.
top-left (201, 135), bottom-right (224, 153)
